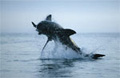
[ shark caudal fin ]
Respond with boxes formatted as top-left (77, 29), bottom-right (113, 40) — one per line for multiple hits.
top-left (92, 54), bottom-right (105, 59)
top-left (32, 22), bottom-right (36, 28)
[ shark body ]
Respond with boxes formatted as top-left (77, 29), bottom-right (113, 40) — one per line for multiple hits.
top-left (32, 15), bottom-right (105, 59)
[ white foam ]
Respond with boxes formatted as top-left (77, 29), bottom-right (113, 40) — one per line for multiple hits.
top-left (40, 38), bottom-right (87, 59)
top-left (39, 36), bottom-right (98, 60)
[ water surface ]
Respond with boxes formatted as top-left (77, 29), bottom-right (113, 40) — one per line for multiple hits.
top-left (0, 33), bottom-right (120, 78)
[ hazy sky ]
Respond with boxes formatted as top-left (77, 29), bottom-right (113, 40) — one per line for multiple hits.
top-left (0, 0), bottom-right (120, 33)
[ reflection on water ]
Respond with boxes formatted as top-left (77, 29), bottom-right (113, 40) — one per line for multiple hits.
top-left (37, 59), bottom-right (76, 78)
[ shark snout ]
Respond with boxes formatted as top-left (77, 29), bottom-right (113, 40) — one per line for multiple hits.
top-left (36, 29), bottom-right (38, 31)
top-left (36, 29), bottom-right (42, 35)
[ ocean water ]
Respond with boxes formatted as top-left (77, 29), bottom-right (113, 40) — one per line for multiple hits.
top-left (0, 33), bottom-right (120, 78)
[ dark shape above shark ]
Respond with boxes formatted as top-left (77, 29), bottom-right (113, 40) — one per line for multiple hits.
top-left (32, 14), bottom-right (105, 59)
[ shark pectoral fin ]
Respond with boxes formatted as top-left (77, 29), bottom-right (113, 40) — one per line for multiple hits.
top-left (46, 14), bottom-right (52, 21)
top-left (42, 39), bottom-right (49, 51)
top-left (64, 29), bottom-right (76, 36)
top-left (32, 22), bottom-right (36, 28)
top-left (42, 37), bottom-right (52, 51)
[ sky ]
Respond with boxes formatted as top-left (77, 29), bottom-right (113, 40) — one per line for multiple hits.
top-left (0, 0), bottom-right (120, 33)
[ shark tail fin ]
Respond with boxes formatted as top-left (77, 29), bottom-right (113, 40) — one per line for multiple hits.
top-left (32, 22), bottom-right (36, 28)
top-left (63, 29), bottom-right (76, 36)
top-left (92, 54), bottom-right (105, 59)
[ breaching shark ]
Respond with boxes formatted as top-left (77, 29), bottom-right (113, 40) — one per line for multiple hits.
top-left (32, 14), bottom-right (105, 59)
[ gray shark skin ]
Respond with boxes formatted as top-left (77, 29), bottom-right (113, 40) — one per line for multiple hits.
top-left (32, 15), bottom-right (81, 53)
top-left (32, 15), bottom-right (105, 59)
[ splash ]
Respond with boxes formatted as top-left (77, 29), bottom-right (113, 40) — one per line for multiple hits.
top-left (40, 37), bottom-right (91, 60)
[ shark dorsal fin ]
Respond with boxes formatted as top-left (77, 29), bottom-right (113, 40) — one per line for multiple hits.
top-left (63, 29), bottom-right (76, 36)
top-left (46, 14), bottom-right (52, 21)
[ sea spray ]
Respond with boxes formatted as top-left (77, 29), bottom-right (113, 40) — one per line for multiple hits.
top-left (40, 37), bottom-right (102, 60)
top-left (40, 37), bottom-right (83, 59)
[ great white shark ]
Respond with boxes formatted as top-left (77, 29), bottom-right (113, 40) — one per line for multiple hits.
top-left (32, 14), bottom-right (105, 59)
